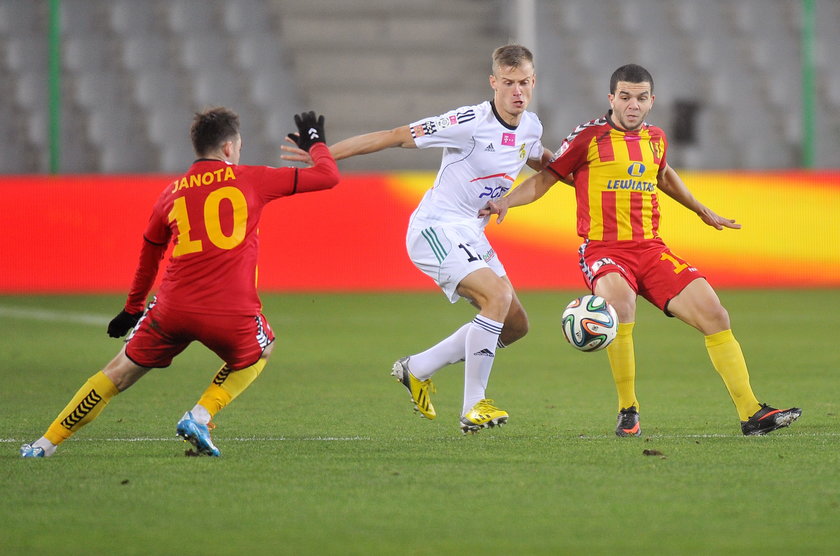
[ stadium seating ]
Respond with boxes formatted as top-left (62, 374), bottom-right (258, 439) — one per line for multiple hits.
top-left (535, 0), bottom-right (838, 170)
top-left (0, 0), bottom-right (837, 174)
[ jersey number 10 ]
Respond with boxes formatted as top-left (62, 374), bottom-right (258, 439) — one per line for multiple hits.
top-left (167, 186), bottom-right (248, 257)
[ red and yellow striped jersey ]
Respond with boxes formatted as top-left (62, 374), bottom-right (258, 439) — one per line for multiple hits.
top-left (546, 114), bottom-right (667, 241)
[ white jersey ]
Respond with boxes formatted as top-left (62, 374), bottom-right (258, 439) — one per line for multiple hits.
top-left (407, 100), bottom-right (544, 231)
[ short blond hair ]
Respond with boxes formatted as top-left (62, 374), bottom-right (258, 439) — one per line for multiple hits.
top-left (492, 44), bottom-right (534, 74)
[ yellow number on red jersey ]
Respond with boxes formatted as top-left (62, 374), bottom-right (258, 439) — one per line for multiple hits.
top-left (168, 186), bottom-right (248, 257)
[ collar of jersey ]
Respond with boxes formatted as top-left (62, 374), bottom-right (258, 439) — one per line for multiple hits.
top-left (490, 101), bottom-right (519, 131)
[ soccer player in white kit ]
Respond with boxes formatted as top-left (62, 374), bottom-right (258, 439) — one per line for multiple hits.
top-left (285, 45), bottom-right (552, 433)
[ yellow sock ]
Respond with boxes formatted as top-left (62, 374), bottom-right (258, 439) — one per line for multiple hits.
top-left (705, 329), bottom-right (761, 420)
top-left (44, 371), bottom-right (119, 445)
top-left (606, 322), bottom-right (638, 412)
top-left (197, 358), bottom-right (267, 418)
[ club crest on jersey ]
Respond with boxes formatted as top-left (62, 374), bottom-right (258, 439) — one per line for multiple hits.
top-left (501, 132), bottom-right (516, 146)
top-left (519, 143), bottom-right (526, 159)
top-left (650, 140), bottom-right (661, 160)
top-left (627, 162), bottom-right (646, 177)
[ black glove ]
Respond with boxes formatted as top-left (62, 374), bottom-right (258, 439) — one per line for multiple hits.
top-left (287, 111), bottom-right (326, 152)
top-left (107, 310), bottom-right (143, 338)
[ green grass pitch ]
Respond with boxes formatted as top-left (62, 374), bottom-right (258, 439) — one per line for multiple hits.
top-left (2, 290), bottom-right (839, 554)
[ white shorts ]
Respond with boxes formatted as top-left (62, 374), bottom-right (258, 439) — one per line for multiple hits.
top-left (406, 224), bottom-right (507, 303)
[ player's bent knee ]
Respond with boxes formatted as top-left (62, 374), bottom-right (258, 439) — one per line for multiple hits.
top-left (608, 298), bottom-right (636, 324)
top-left (702, 305), bottom-right (731, 334)
top-left (489, 289), bottom-right (514, 319)
top-left (472, 285), bottom-right (513, 317)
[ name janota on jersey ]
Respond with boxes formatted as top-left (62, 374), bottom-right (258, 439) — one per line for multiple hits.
top-left (171, 166), bottom-right (237, 193)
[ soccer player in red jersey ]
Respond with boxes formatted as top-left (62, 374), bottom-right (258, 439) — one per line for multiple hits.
top-left (20, 108), bottom-right (340, 458)
top-left (480, 64), bottom-right (801, 436)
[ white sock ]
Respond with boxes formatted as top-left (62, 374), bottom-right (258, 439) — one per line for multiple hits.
top-left (32, 436), bottom-right (57, 457)
top-left (462, 315), bottom-right (503, 415)
top-left (182, 405), bottom-right (211, 425)
top-left (407, 322), bottom-right (471, 380)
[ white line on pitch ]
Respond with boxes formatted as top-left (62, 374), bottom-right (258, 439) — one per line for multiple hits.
top-left (2, 436), bottom-right (372, 443)
top-left (0, 306), bottom-right (110, 326)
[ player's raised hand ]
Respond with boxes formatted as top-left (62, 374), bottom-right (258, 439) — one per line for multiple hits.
top-left (287, 111), bottom-right (326, 152)
top-left (107, 310), bottom-right (143, 338)
top-left (698, 206), bottom-right (741, 230)
top-left (280, 136), bottom-right (314, 165)
top-left (478, 199), bottom-right (510, 224)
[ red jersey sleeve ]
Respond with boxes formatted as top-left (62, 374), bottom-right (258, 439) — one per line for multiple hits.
top-left (252, 142), bottom-right (340, 202)
top-left (296, 143), bottom-right (340, 193)
top-left (546, 126), bottom-right (592, 181)
top-left (124, 237), bottom-right (167, 313)
top-left (123, 200), bottom-right (171, 313)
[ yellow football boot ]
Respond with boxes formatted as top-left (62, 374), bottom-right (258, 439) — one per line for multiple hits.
top-left (460, 399), bottom-right (508, 434)
top-left (391, 357), bottom-right (436, 419)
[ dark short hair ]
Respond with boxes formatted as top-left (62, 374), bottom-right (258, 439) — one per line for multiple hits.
top-left (190, 107), bottom-right (240, 156)
top-left (492, 44), bottom-right (535, 74)
top-left (609, 64), bottom-right (654, 94)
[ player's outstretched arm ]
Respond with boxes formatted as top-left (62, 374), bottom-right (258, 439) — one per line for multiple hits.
top-left (282, 125), bottom-right (415, 164)
top-left (479, 169), bottom-right (559, 224)
top-left (658, 164), bottom-right (741, 230)
top-left (328, 125), bottom-right (416, 161)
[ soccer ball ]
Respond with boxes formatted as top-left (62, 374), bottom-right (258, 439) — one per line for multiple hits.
top-left (561, 295), bottom-right (619, 352)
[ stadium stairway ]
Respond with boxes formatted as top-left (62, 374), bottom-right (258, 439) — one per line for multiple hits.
top-left (272, 0), bottom-right (506, 171)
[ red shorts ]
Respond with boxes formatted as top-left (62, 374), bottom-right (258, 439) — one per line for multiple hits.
top-left (125, 300), bottom-right (275, 370)
top-left (578, 238), bottom-right (705, 314)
